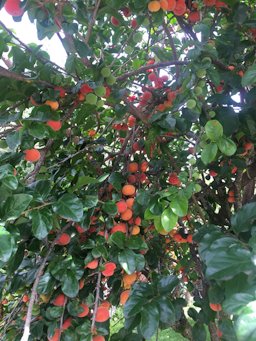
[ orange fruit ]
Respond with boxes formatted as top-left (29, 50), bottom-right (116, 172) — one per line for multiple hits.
top-left (100, 301), bottom-right (111, 309)
top-left (123, 273), bottom-right (137, 289)
top-left (101, 262), bottom-right (116, 277)
top-left (120, 290), bottom-right (130, 305)
top-left (121, 208), bottom-right (133, 221)
top-left (85, 259), bottom-right (99, 269)
top-left (75, 225), bottom-right (86, 234)
top-left (62, 317), bottom-right (72, 330)
top-left (46, 120), bottom-right (62, 131)
top-left (126, 198), bottom-right (134, 208)
top-left (148, 1), bottom-right (161, 12)
top-left (128, 162), bottom-right (139, 173)
top-left (48, 329), bottom-right (61, 341)
top-left (140, 161), bottom-right (148, 172)
top-left (166, 0), bottom-right (176, 10)
top-left (22, 295), bottom-right (29, 303)
top-left (173, 233), bottom-right (187, 243)
top-left (24, 149), bottom-right (41, 162)
top-left (228, 196), bottom-right (236, 203)
top-left (53, 294), bottom-right (66, 306)
top-left (216, 329), bottom-right (223, 337)
top-left (45, 100), bottom-right (59, 111)
top-left (209, 303), bottom-right (222, 312)
top-left (95, 306), bottom-right (110, 322)
top-left (131, 225), bottom-right (140, 235)
top-left (116, 200), bottom-right (128, 213)
top-left (79, 279), bottom-right (85, 290)
top-left (111, 223), bottom-right (127, 234)
top-left (56, 233), bottom-right (71, 246)
top-left (54, 86), bottom-right (66, 98)
top-left (93, 336), bottom-right (105, 341)
top-left (187, 235), bottom-right (193, 243)
top-left (134, 216), bottom-right (141, 225)
top-left (160, 0), bottom-right (168, 10)
top-left (77, 303), bottom-right (89, 317)
top-left (122, 184), bottom-right (136, 196)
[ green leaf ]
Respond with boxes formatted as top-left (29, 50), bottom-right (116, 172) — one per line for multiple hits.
top-left (37, 272), bottom-right (55, 294)
top-left (124, 292), bottom-right (145, 318)
top-left (61, 271), bottom-right (79, 298)
top-left (2, 194), bottom-right (33, 221)
top-left (6, 130), bottom-right (22, 150)
top-left (241, 64), bottom-right (256, 87)
top-left (157, 297), bottom-right (176, 324)
top-left (161, 208), bottom-right (178, 232)
top-left (118, 249), bottom-right (145, 274)
top-left (108, 172), bottom-right (124, 191)
top-left (158, 275), bottom-right (179, 294)
top-left (53, 194), bottom-right (83, 221)
top-left (0, 226), bottom-right (16, 263)
top-left (235, 301), bottom-right (256, 341)
top-left (217, 137), bottom-right (237, 156)
top-left (223, 293), bottom-right (254, 315)
top-left (2, 175), bottom-right (18, 190)
top-left (170, 195), bottom-right (188, 217)
top-left (205, 120), bottom-right (223, 141)
top-left (109, 232), bottom-right (126, 249)
top-left (231, 202), bottom-right (256, 233)
top-left (30, 209), bottom-right (53, 240)
top-left (192, 322), bottom-right (207, 341)
top-left (102, 201), bottom-right (118, 216)
top-left (201, 143), bottom-right (218, 165)
top-left (139, 302), bottom-right (159, 339)
top-left (83, 195), bottom-right (98, 209)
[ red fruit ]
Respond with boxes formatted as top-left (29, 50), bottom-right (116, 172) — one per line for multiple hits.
top-left (228, 196), bottom-right (236, 203)
top-left (128, 115), bottom-right (136, 127)
top-left (231, 166), bottom-right (238, 174)
top-left (24, 149), bottom-right (41, 162)
top-left (216, 0), bottom-right (228, 8)
top-left (54, 86), bottom-right (66, 98)
top-left (95, 306), bottom-right (110, 322)
top-left (111, 223), bottom-right (127, 234)
top-left (209, 303), bottom-right (222, 312)
top-left (75, 225), bottom-right (86, 234)
top-left (188, 11), bottom-right (200, 23)
top-left (121, 208), bottom-right (133, 221)
top-left (168, 173), bottom-right (181, 186)
top-left (128, 174), bottom-right (137, 184)
top-left (134, 217), bottom-right (141, 226)
top-left (4, 0), bottom-right (24, 16)
top-left (48, 329), bottom-right (61, 341)
top-left (62, 317), bottom-right (72, 330)
top-left (22, 295), bottom-right (29, 303)
top-left (244, 142), bottom-right (254, 151)
top-left (116, 200), bottom-right (128, 214)
top-left (216, 329), bottom-right (223, 337)
top-left (101, 262), bottom-right (116, 277)
top-left (173, 233), bottom-right (187, 243)
top-left (93, 336), bottom-right (105, 341)
top-left (148, 73), bottom-right (158, 82)
top-left (140, 161), bottom-right (149, 172)
top-left (209, 170), bottom-right (218, 177)
top-left (104, 86), bottom-right (111, 98)
top-left (203, 0), bottom-right (216, 6)
top-left (187, 235), bottom-right (193, 243)
top-left (142, 91), bottom-right (152, 101)
top-left (122, 7), bottom-right (131, 17)
top-left (46, 120), bottom-right (62, 131)
top-left (166, 0), bottom-right (176, 11)
top-left (56, 233), bottom-right (71, 246)
top-left (111, 16), bottom-right (120, 27)
top-left (160, 75), bottom-right (169, 82)
top-left (53, 294), bottom-right (66, 307)
top-left (85, 259), bottom-right (99, 269)
top-left (79, 279), bottom-right (85, 289)
top-left (173, 0), bottom-right (187, 16)
top-left (132, 142), bottom-right (141, 152)
top-left (77, 303), bottom-right (89, 317)
top-left (80, 83), bottom-right (93, 95)
top-left (131, 19), bottom-right (138, 29)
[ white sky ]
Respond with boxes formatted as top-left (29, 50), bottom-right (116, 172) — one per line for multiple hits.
top-left (0, 10), bottom-right (66, 67)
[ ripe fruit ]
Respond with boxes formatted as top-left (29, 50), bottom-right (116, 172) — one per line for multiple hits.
top-left (80, 83), bottom-right (93, 94)
top-left (22, 295), bottom-right (29, 303)
top-left (4, 0), bottom-right (24, 16)
top-left (24, 149), bottom-right (41, 162)
top-left (95, 306), bottom-right (110, 322)
top-left (166, 0), bottom-right (176, 11)
top-left (122, 184), bottom-right (136, 196)
top-left (111, 16), bottom-right (120, 27)
top-left (128, 174), bottom-right (137, 184)
top-left (86, 93), bottom-right (98, 105)
top-left (45, 100), bottom-right (59, 111)
top-left (123, 273), bottom-right (137, 289)
top-left (101, 67), bottom-right (111, 78)
top-left (148, 1), bottom-right (161, 12)
top-left (148, 73), bottom-right (157, 82)
top-left (93, 336), bottom-right (106, 341)
top-left (128, 115), bottom-right (136, 127)
top-left (54, 86), bottom-right (66, 98)
top-left (210, 170), bottom-right (218, 177)
top-left (187, 235), bottom-right (193, 243)
top-left (186, 99), bottom-right (197, 109)
top-left (168, 173), bottom-right (181, 186)
top-left (160, 0), bottom-right (169, 10)
top-left (134, 217), bottom-right (141, 225)
top-left (173, 0), bottom-right (187, 16)
top-left (128, 162), bottom-right (139, 173)
top-left (53, 294), bottom-right (66, 306)
top-left (101, 262), bottom-right (116, 277)
top-left (126, 198), bottom-right (134, 208)
top-left (62, 317), bottom-right (72, 330)
top-left (121, 208), bottom-right (133, 221)
top-left (56, 233), bottom-right (71, 246)
top-left (116, 200), bottom-right (128, 214)
top-left (131, 225), bottom-right (140, 235)
top-left (111, 223), bottom-right (127, 234)
top-left (76, 225), bottom-right (86, 234)
top-left (48, 329), bottom-right (61, 341)
top-left (100, 301), bottom-right (111, 309)
top-left (95, 86), bottom-right (106, 97)
top-left (140, 161), bottom-right (148, 172)
top-left (203, 0), bottom-right (216, 6)
top-left (188, 11), bottom-right (200, 23)
top-left (79, 279), bottom-right (85, 289)
top-left (120, 290), bottom-right (130, 305)
top-left (131, 19), bottom-right (138, 29)
top-left (209, 303), bottom-right (222, 312)
top-left (46, 120), bottom-right (62, 131)
top-left (77, 303), bottom-right (89, 317)
top-left (85, 259), bottom-right (99, 269)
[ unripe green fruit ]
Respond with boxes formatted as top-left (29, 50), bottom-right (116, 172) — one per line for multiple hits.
top-left (101, 67), bottom-right (111, 78)
top-left (196, 69), bottom-right (207, 78)
top-left (193, 172), bottom-right (200, 180)
top-left (86, 93), bottom-right (98, 105)
top-left (186, 99), bottom-right (197, 109)
top-left (202, 57), bottom-right (212, 64)
top-left (124, 45), bottom-right (133, 54)
top-left (97, 99), bottom-right (104, 107)
top-left (106, 75), bottom-right (116, 85)
top-left (198, 80), bottom-right (206, 88)
top-left (194, 184), bottom-right (202, 193)
top-left (209, 110), bottom-right (216, 118)
top-left (194, 86), bottom-right (203, 96)
top-left (133, 32), bottom-right (143, 43)
top-left (94, 86), bottom-right (106, 97)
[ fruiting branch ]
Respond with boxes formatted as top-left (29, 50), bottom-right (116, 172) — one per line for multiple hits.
top-left (84, 0), bottom-right (101, 44)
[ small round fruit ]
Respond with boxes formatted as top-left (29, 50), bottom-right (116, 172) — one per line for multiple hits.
top-left (45, 100), bottom-right (59, 111)
top-left (133, 32), bottom-right (143, 44)
top-left (101, 67), bottom-right (111, 78)
top-left (194, 86), bottom-right (203, 96)
top-left (94, 86), bottom-right (106, 97)
top-left (124, 45), bottom-right (133, 54)
top-left (189, 158), bottom-right (196, 165)
top-left (46, 120), bottom-right (62, 131)
top-left (209, 110), bottom-right (216, 118)
top-left (53, 294), bottom-right (66, 306)
top-left (4, 0), bottom-right (24, 16)
top-left (196, 69), bottom-right (207, 78)
top-left (24, 149), bottom-right (41, 162)
top-left (194, 184), bottom-right (202, 193)
top-left (186, 99), bottom-right (197, 109)
top-left (106, 75), bottom-right (117, 85)
top-left (86, 93), bottom-right (98, 105)
top-left (122, 184), bottom-right (136, 196)
top-left (56, 233), bottom-right (71, 246)
top-left (148, 1), bottom-right (161, 12)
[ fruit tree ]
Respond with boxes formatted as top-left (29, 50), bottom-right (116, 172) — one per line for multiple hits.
top-left (0, 0), bottom-right (256, 340)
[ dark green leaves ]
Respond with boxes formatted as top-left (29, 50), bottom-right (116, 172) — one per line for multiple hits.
top-left (2, 194), bottom-right (32, 221)
top-left (118, 249), bottom-right (145, 274)
top-left (241, 64), bottom-right (256, 87)
top-left (158, 275), bottom-right (179, 295)
top-left (201, 143), bottom-right (218, 164)
top-left (231, 202), bottom-right (256, 233)
top-left (140, 302), bottom-right (159, 339)
top-left (0, 226), bottom-right (16, 263)
top-left (30, 209), bottom-right (53, 240)
top-left (170, 194), bottom-right (188, 217)
top-left (53, 194), bottom-right (83, 221)
top-left (61, 271), bottom-right (79, 298)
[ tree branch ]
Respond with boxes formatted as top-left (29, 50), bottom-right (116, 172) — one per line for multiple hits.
top-left (162, 20), bottom-right (180, 78)
top-left (84, 0), bottom-right (101, 45)
top-left (91, 259), bottom-right (102, 333)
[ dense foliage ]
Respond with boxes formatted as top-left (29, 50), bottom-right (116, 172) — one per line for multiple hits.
top-left (0, 0), bottom-right (256, 340)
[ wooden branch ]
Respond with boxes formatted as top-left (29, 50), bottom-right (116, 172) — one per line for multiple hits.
top-left (116, 60), bottom-right (188, 82)
top-left (91, 259), bottom-right (102, 333)
top-left (84, 0), bottom-right (101, 45)
top-left (20, 222), bottom-right (73, 341)
top-left (162, 20), bottom-right (180, 78)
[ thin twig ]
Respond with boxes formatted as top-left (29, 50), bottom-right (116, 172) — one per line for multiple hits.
top-left (91, 259), bottom-right (102, 333)
top-left (162, 20), bottom-right (180, 79)
top-left (84, 0), bottom-right (101, 45)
